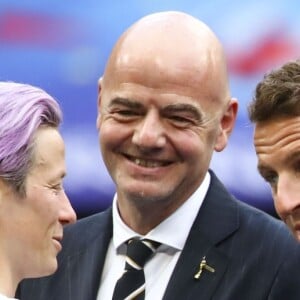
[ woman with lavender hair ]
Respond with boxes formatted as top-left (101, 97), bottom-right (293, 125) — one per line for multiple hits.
top-left (0, 82), bottom-right (76, 299)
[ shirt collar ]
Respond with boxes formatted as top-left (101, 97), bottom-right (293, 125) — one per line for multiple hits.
top-left (113, 172), bottom-right (210, 252)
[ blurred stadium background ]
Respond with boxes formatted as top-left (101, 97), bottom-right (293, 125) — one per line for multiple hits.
top-left (0, 0), bottom-right (299, 218)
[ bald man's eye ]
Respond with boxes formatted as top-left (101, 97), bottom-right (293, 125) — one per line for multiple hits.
top-left (166, 113), bottom-right (200, 128)
top-left (169, 115), bottom-right (192, 123)
top-left (116, 110), bottom-right (139, 116)
top-left (110, 108), bottom-right (142, 121)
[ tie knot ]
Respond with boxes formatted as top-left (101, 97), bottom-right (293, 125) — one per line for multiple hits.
top-left (112, 238), bottom-right (161, 300)
top-left (125, 238), bottom-right (160, 270)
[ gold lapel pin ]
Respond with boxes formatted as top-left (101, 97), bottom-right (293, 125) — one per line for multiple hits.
top-left (194, 256), bottom-right (215, 279)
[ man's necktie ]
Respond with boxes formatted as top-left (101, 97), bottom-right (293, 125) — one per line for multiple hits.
top-left (112, 238), bottom-right (160, 300)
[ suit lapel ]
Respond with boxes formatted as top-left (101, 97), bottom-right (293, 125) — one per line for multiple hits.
top-left (65, 209), bottom-right (113, 300)
top-left (163, 171), bottom-right (239, 300)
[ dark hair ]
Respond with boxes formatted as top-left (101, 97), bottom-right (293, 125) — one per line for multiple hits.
top-left (248, 59), bottom-right (300, 122)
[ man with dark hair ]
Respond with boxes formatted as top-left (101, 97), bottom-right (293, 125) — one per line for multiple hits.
top-left (249, 59), bottom-right (300, 241)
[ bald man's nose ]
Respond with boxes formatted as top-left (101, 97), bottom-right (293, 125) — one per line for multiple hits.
top-left (132, 112), bottom-right (166, 148)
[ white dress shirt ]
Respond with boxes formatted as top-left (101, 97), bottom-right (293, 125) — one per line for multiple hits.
top-left (97, 172), bottom-right (210, 300)
top-left (0, 294), bottom-right (18, 300)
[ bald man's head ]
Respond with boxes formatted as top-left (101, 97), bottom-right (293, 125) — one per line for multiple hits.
top-left (101, 11), bottom-right (230, 105)
top-left (96, 11), bottom-right (238, 221)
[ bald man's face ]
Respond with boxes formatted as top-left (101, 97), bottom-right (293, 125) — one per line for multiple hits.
top-left (96, 13), bottom-right (236, 218)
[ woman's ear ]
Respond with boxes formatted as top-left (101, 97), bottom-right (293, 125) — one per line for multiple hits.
top-left (214, 98), bottom-right (238, 152)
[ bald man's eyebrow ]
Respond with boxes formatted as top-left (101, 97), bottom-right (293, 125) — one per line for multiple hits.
top-left (108, 97), bottom-right (143, 110)
top-left (108, 98), bottom-right (204, 123)
top-left (163, 103), bottom-right (203, 122)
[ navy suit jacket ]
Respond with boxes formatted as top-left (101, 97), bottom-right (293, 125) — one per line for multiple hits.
top-left (17, 171), bottom-right (300, 299)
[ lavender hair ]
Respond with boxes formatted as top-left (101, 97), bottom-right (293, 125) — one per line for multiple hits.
top-left (0, 82), bottom-right (62, 195)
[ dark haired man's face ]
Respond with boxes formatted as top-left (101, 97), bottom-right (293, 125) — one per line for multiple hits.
top-left (254, 116), bottom-right (300, 241)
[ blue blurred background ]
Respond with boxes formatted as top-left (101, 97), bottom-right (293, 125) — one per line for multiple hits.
top-left (0, 0), bottom-right (299, 218)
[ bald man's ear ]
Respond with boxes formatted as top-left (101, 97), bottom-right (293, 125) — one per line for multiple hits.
top-left (214, 98), bottom-right (238, 152)
top-left (96, 77), bottom-right (103, 130)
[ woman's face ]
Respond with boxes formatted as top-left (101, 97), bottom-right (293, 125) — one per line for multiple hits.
top-left (0, 127), bottom-right (76, 280)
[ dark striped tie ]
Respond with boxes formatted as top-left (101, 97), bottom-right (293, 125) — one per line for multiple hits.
top-left (112, 238), bottom-right (160, 300)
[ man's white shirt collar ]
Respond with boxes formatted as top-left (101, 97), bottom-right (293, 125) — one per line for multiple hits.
top-left (112, 172), bottom-right (211, 252)
top-left (0, 294), bottom-right (18, 300)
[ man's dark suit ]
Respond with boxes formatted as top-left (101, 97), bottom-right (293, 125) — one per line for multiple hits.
top-left (17, 171), bottom-right (300, 299)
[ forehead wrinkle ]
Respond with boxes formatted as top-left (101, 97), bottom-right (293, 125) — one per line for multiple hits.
top-left (255, 120), bottom-right (300, 148)
top-left (112, 66), bottom-right (220, 105)
top-left (257, 145), bottom-right (300, 176)
top-left (256, 131), bottom-right (300, 151)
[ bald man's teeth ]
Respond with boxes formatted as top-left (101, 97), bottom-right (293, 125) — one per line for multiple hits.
top-left (134, 158), bottom-right (163, 168)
